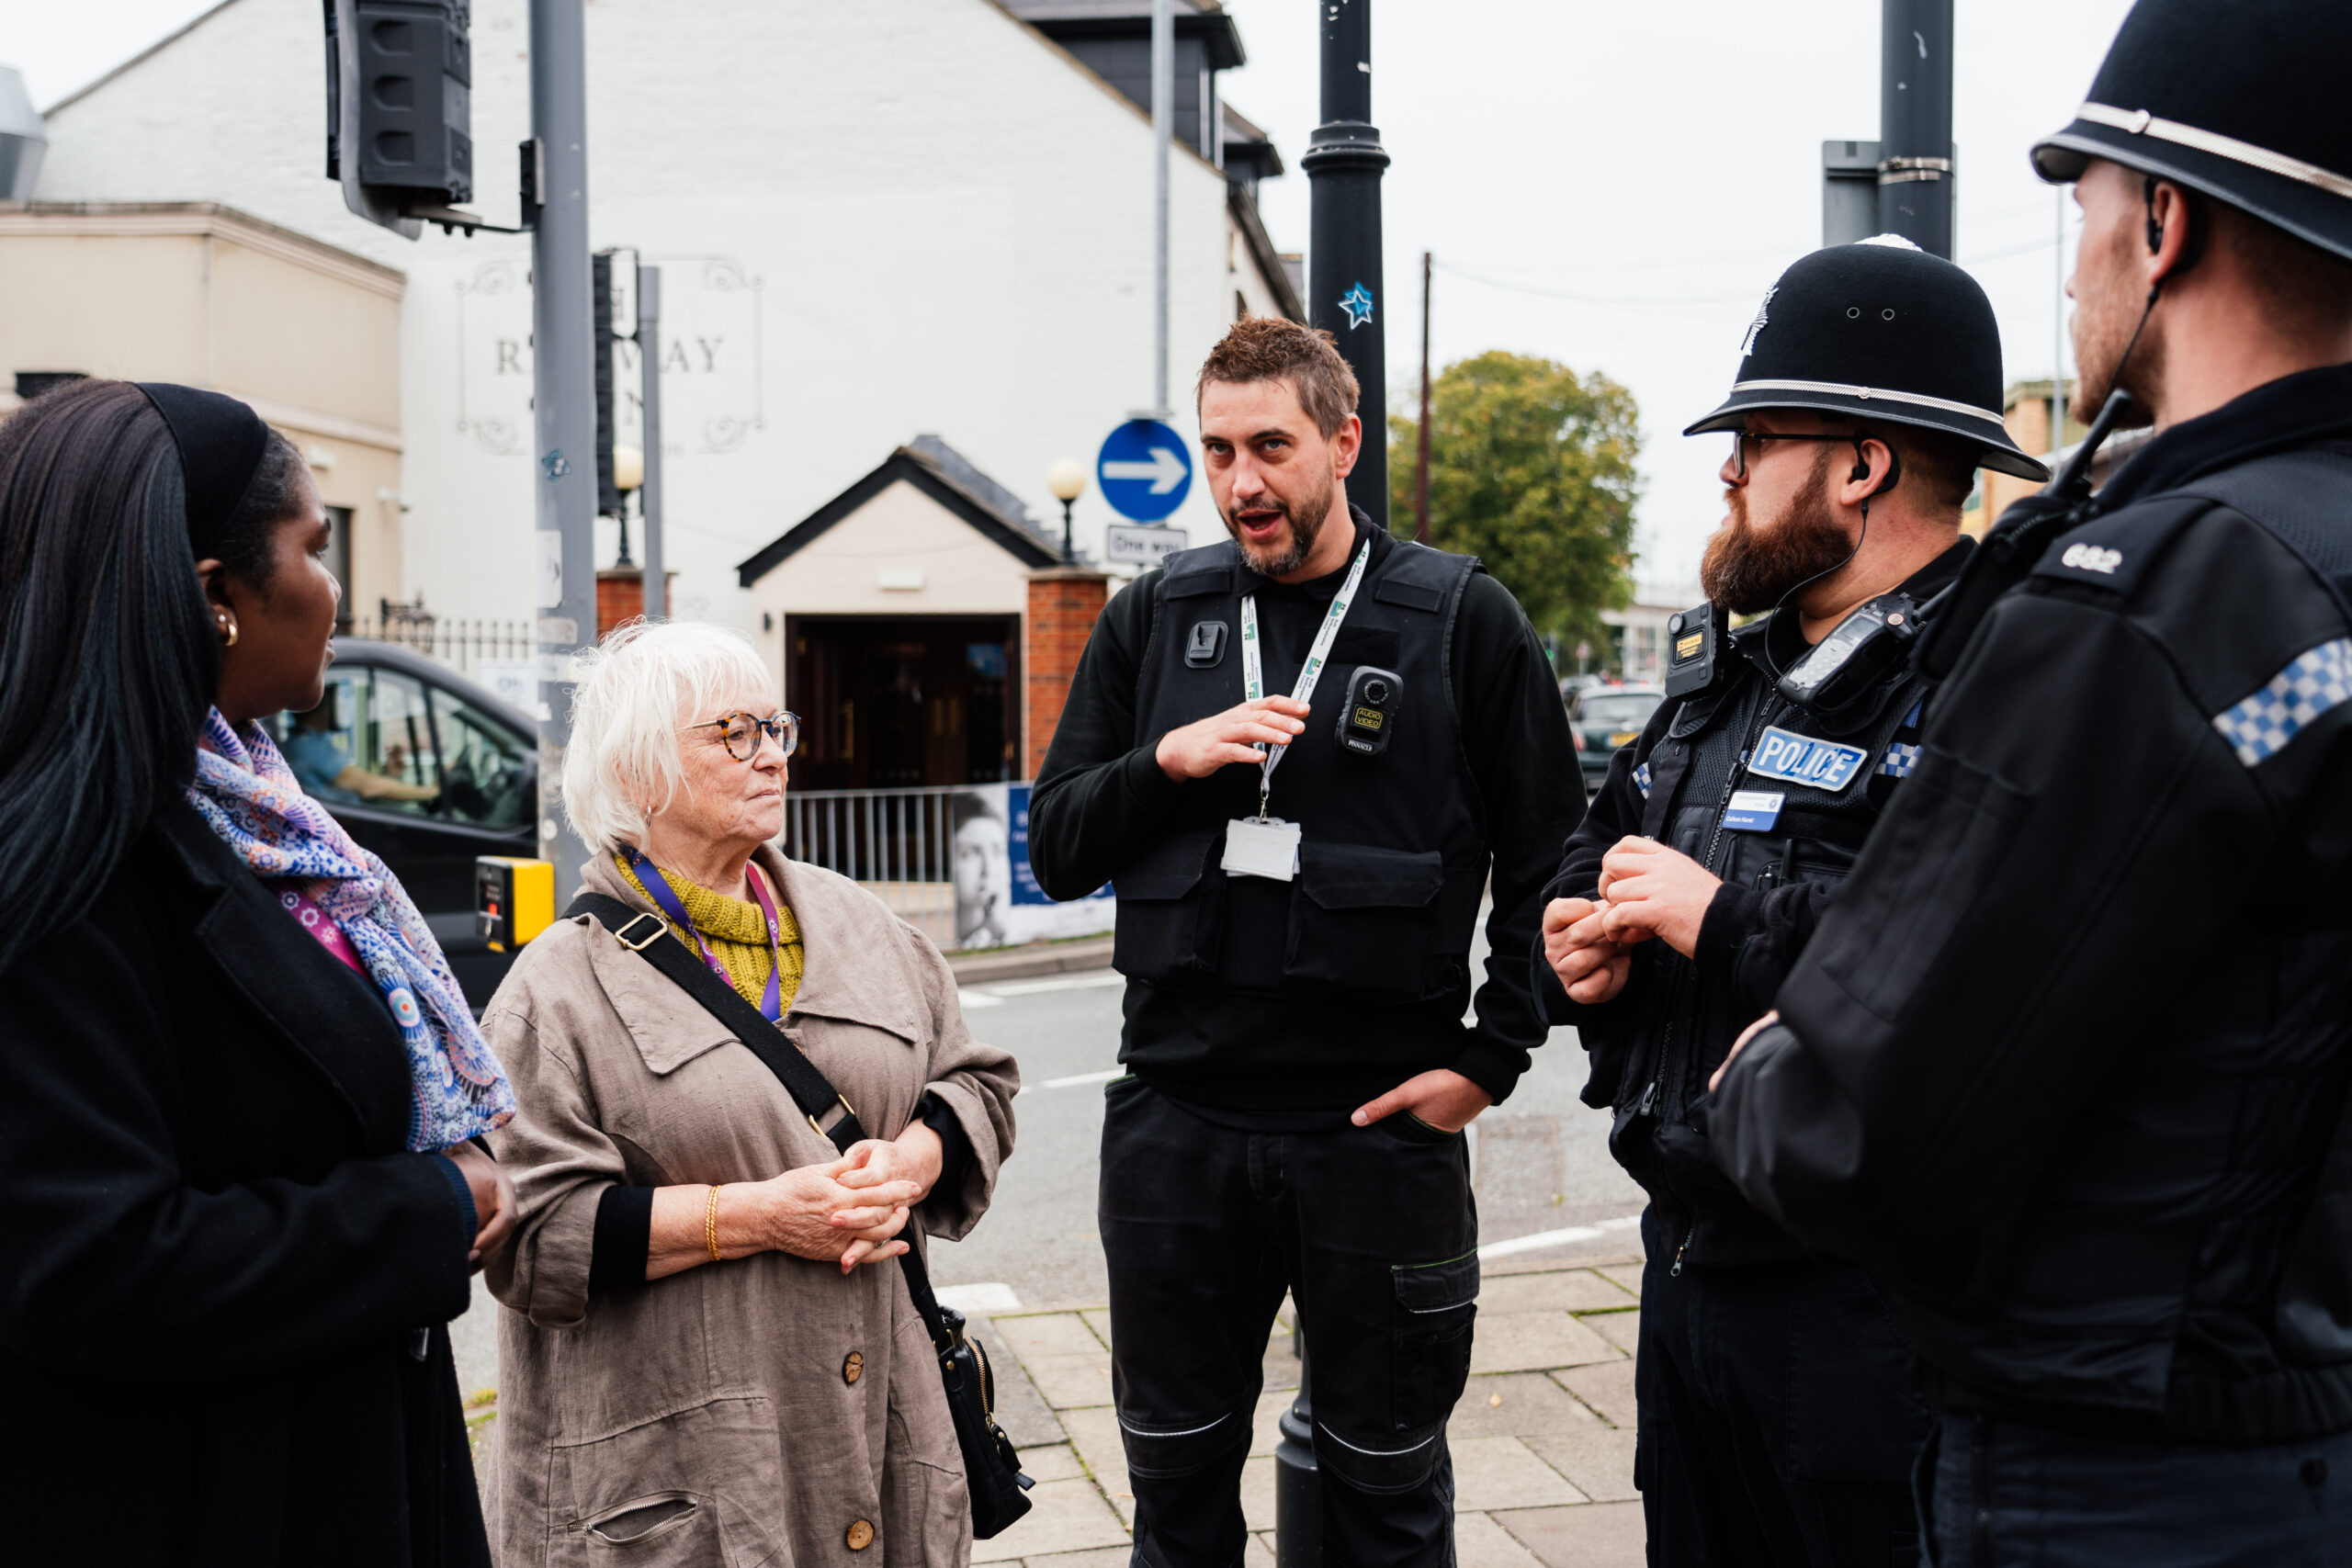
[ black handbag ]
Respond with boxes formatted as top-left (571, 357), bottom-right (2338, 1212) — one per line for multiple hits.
top-left (567, 893), bottom-right (1036, 1538)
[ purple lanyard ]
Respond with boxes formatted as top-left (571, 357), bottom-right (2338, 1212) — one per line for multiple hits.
top-left (627, 849), bottom-right (786, 1021)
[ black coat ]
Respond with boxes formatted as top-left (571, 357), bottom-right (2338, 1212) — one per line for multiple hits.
top-left (0, 799), bottom-right (491, 1566)
top-left (1713, 365), bottom-right (2352, 1444)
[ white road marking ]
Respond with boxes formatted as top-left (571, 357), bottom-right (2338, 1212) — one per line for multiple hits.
top-left (934, 1281), bottom-right (1023, 1314)
top-left (956, 989), bottom-right (1004, 1010)
top-left (1015, 1067), bottom-right (1125, 1096)
top-left (1476, 1213), bottom-right (1644, 1260)
top-left (982, 972), bottom-right (1127, 998)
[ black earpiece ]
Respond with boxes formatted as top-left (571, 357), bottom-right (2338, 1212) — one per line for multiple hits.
top-left (2144, 176), bottom-right (2207, 274)
top-left (2145, 176), bottom-right (2165, 254)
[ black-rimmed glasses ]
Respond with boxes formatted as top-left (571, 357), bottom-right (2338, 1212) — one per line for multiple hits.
top-left (1728, 430), bottom-right (1854, 480)
top-left (687, 710), bottom-right (801, 761)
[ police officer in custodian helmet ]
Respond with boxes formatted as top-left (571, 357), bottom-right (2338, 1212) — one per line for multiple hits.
top-left (1536, 238), bottom-right (2044, 1566)
top-left (1028, 317), bottom-right (1581, 1565)
top-left (1712, 2), bottom-right (2352, 1561)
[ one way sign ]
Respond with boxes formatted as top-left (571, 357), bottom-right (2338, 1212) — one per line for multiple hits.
top-left (1096, 419), bottom-right (1192, 522)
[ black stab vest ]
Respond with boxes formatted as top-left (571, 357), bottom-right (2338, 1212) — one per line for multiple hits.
top-left (1113, 536), bottom-right (1489, 1003)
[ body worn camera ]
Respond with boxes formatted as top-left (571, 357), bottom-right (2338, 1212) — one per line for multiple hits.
top-left (1337, 665), bottom-right (1403, 755)
top-left (1778, 592), bottom-right (1920, 715)
top-left (1663, 602), bottom-right (1732, 700)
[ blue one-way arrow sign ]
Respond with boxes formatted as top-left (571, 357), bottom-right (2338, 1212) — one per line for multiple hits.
top-left (1096, 419), bottom-right (1192, 522)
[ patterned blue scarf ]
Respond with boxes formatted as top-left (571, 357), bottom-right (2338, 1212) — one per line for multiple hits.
top-left (187, 710), bottom-right (514, 1152)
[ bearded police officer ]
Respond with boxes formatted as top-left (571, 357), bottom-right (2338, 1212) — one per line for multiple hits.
top-left (1710, 3), bottom-right (2352, 1561)
top-left (1028, 316), bottom-right (1579, 1566)
top-left (1535, 238), bottom-right (2047, 1566)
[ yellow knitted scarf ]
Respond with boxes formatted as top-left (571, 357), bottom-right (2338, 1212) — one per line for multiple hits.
top-left (617, 854), bottom-right (806, 1014)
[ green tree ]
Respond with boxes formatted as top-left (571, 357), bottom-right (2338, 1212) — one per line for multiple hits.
top-left (1388, 351), bottom-right (1641, 652)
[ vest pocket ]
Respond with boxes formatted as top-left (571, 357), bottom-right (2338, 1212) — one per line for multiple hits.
top-left (1112, 828), bottom-right (1227, 983)
top-left (1284, 842), bottom-right (1445, 998)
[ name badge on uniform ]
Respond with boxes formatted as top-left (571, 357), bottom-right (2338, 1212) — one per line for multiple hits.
top-left (1222, 817), bottom-right (1302, 881)
top-left (1720, 790), bottom-right (1785, 832)
top-left (1746, 726), bottom-right (1869, 793)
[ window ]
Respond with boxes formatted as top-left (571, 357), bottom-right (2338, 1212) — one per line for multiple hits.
top-left (267, 664), bottom-right (533, 824)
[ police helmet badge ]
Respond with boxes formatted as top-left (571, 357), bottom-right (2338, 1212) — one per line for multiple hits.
top-left (1738, 287), bottom-right (1777, 359)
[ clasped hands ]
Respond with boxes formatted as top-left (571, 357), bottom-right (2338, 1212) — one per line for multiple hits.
top-left (661, 1120), bottom-right (945, 1280)
top-left (1542, 836), bottom-right (1723, 1006)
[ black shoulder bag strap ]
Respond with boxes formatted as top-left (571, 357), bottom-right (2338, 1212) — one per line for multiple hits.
top-left (567, 892), bottom-right (1035, 1533)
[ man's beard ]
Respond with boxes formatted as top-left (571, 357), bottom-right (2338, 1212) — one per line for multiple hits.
top-left (2071, 233), bottom-right (2165, 419)
top-left (1223, 471), bottom-right (1336, 576)
top-left (1700, 451), bottom-right (1857, 615)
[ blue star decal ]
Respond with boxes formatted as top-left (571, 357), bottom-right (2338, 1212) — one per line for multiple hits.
top-left (540, 448), bottom-right (571, 481)
top-left (1337, 282), bottom-right (1374, 330)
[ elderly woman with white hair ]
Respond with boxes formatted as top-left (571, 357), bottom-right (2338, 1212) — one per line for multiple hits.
top-left (481, 621), bottom-right (1018, 1563)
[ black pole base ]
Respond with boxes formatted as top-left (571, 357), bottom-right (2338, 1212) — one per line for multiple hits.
top-left (1273, 1394), bottom-right (1320, 1567)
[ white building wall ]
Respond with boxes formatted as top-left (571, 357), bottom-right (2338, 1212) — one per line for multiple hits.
top-left (38, 0), bottom-right (1267, 627)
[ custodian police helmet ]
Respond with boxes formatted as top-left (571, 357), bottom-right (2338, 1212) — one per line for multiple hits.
top-left (1683, 237), bottom-right (2051, 482)
top-left (2031, 0), bottom-right (2352, 266)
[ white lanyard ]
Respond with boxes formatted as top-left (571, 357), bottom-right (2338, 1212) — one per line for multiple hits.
top-left (1238, 537), bottom-right (1372, 819)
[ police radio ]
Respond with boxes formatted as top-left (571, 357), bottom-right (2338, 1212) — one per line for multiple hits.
top-left (1778, 592), bottom-right (1921, 715)
top-left (1663, 602), bottom-right (1732, 700)
top-left (1337, 665), bottom-right (1403, 755)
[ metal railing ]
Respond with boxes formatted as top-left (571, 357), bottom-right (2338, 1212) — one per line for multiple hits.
top-left (784, 783), bottom-right (983, 949)
top-left (344, 600), bottom-right (534, 675)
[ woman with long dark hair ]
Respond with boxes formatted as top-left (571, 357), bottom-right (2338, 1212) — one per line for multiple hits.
top-left (0, 379), bottom-right (515, 1566)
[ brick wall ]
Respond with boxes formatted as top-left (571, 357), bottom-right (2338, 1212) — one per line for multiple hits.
top-left (1024, 568), bottom-right (1110, 780)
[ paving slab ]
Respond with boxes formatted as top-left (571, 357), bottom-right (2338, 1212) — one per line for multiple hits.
top-left (972, 1475), bottom-right (1130, 1562)
top-left (1456, 1507), bottom-right (1548, 1567)
top-left (1492, 1502), bottom-right (1646, 1568)
top-left (1453, 1435), bottom-right (1590, 1512)
top-left (1581, 1309), bottom-right (1639, 1355)
top-left (1522, 1429), bottom-right (1640, 1505)
top-left (981, 1325), bottom-right (1069, 1451)
top-left (1057, 1404), bottom-right (1134, 1526)
top-left (1010, 1443), bottom-right (1086, 1485)
top-left (1080, 1309), bottom-right (1117, 1349)
top-left (1250, 1387), bottom-right (1291, 1457)
top-left (995, 1312), bottom-right (1107, 1360)
top-left (1246, 1532), bottom-right (1275, 1567)
top-left (1472, 1311), bottom-right (1624, 1374)
top-left (1241, 1453), bottom-right (1277, 1534)
top-left (1594, 1264), bottom-right (1644, 1298)
top-left (1551, 1360), bottom-right (1638, 1430)
top-left (1480, 1269), bottom-right (1640, 1314)
top-left (1023, 1349), bottom-right (1118, 1410)
top-left (1022, 1550), bottom-right (1131, 1568)
top-left (1453, 1372), bottom-right (1611, 1439)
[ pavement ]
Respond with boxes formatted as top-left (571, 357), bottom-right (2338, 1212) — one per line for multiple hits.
top-left (960, 1255), bottom-right (1649, 1566)
top-left (448, 948), bottom-right (1654, 1560)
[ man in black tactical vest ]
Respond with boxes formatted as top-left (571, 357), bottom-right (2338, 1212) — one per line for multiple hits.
top-left (1534, 240), bottom-right (2048, 1566)
top-left (1028, 317), bottom-right (1580, 1565)
top-left (1711, 3), bottom-right (2352, 1562)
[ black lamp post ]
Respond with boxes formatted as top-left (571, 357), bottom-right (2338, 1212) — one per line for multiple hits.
top-left (1303, 0), bottom-right (1390, 527)
top-left (1047, 458), bottom-right (1087, 565)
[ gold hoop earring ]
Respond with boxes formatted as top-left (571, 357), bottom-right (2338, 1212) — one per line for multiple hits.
top-left (217, 613), bottom-right (238, 648)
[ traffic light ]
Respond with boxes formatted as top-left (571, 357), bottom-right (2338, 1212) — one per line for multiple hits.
top-left (323, 0), bottom-right (473, 239)
top-left (593, 250), bottom-right (624, 518)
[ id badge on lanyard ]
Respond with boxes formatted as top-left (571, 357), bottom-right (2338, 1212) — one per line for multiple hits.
top-left (1219, 539), bottom-right (1371, 883)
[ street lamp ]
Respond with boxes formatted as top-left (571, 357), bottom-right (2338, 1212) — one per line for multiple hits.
top-left (611, 443), bottom-right (644, 565)
top-left (1047, 458), bottom-right (1087, 564)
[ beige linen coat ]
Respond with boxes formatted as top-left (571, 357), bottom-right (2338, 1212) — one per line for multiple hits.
top-left (481, 848), bottom-right (1018, 1566)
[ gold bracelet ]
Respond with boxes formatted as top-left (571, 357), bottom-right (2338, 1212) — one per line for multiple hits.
top-left (705, 1184), bottom-right (724, 1264)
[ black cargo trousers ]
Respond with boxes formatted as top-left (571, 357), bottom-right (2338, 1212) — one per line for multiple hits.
top-left (1099, 1077), bottom-right (1481, 1568)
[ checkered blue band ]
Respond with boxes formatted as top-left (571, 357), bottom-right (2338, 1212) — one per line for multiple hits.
top-left (1880, 742), bottom-right (1919, 779)
top-left (1634, 761), bottom-right (1652, 799)
top-left (2211, 637), bottom-right (2352, 767)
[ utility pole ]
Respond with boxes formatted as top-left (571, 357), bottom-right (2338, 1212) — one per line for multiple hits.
top-left (639, 262), bottom-right (666, 618)
top-left (1876, 0), bottom-right (1954, 257)
top-left (1151, 0), bottom-right (1172, 417)
top-left (1303, 0), bottom-right (1390, 526)
top-left (1415, 249), bottom-right (1431, 545)
top-left (530, 0), bottom-right (597, 906)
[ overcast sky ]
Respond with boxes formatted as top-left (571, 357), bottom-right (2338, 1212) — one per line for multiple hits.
top-left (6, 0), bottom-right (2140, 594)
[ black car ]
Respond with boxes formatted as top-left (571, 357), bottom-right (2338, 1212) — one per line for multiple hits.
top-left (261, 639), bottom-right (539, 1007)
top-left (1566, 682), bottom-right (1665, 795)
